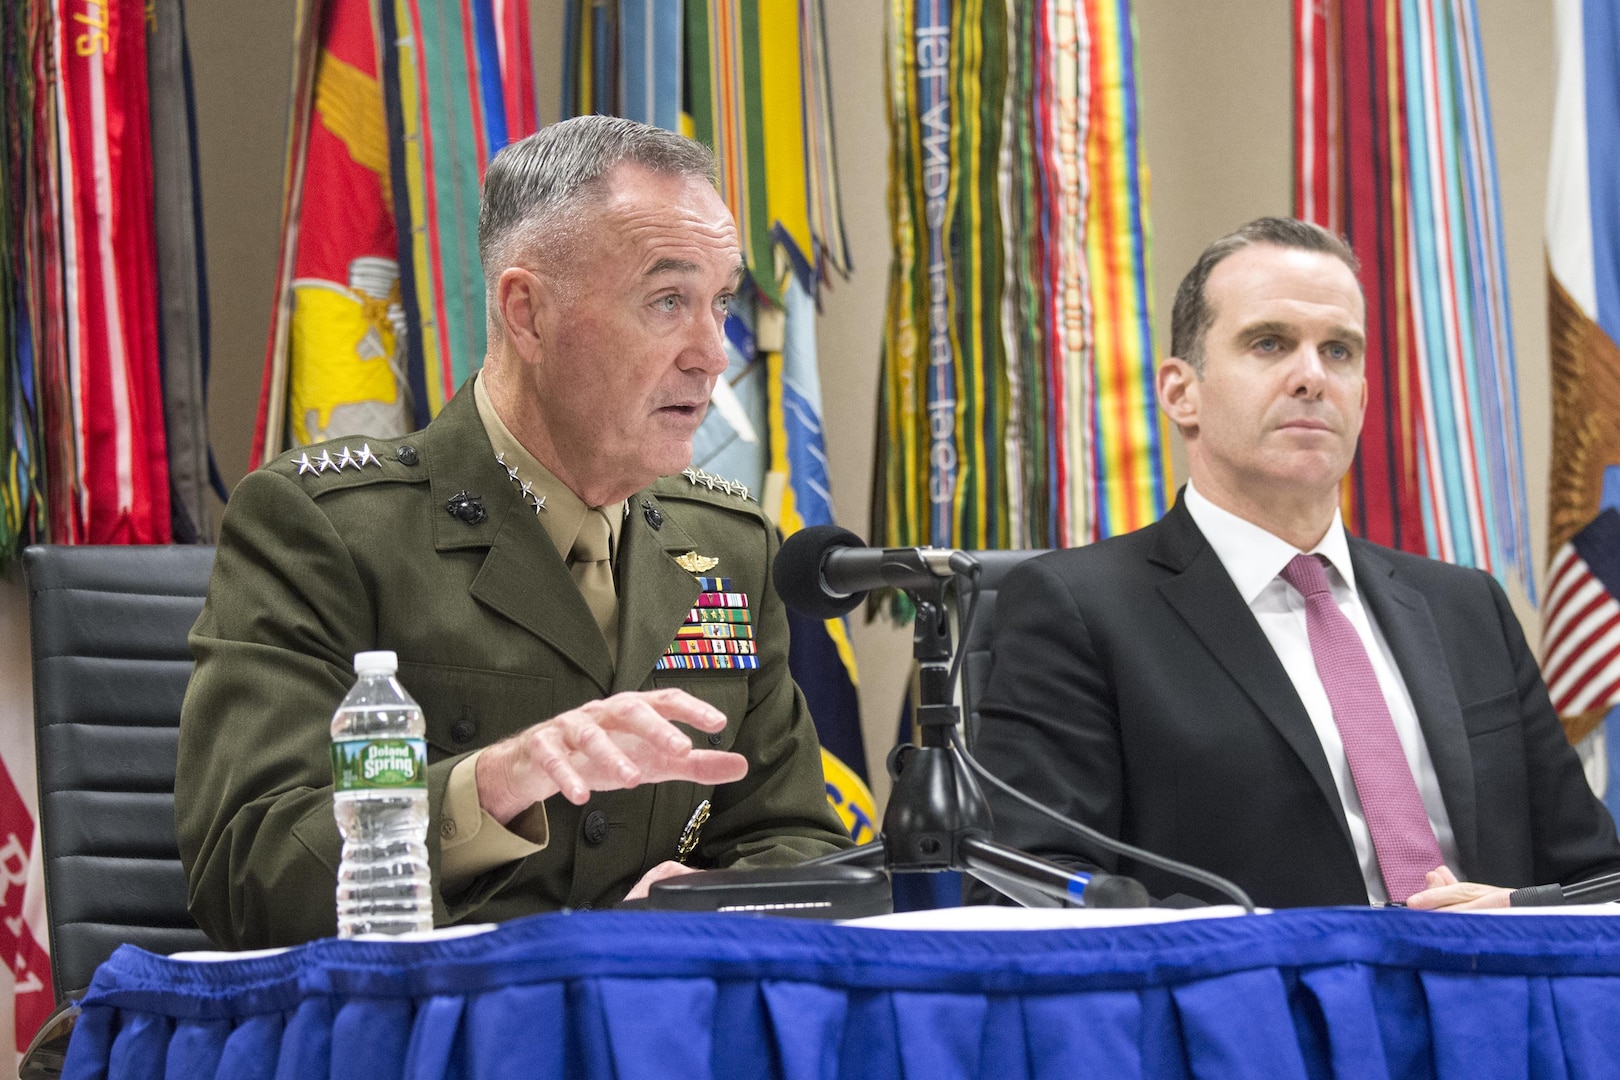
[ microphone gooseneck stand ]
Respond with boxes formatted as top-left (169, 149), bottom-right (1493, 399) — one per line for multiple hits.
top-left (797, 564), bottom-right (1153, 909)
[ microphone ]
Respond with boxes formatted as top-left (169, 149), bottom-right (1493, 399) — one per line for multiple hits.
top-left (1509, 869), bottom-right (1620, 907)
top-left (773, 525), bottom-right (979, 619)
top-left (956, 835), bottom-right (1152, 908)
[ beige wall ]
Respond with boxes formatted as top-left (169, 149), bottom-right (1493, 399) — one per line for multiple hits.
top-left (188, 0), bottom-right (1560, 801)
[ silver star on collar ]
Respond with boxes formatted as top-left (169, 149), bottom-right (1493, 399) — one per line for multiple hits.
top-left (496, 451), bottom-right (548, 513)
top-left (315, 449), bottom-right (336, 473)
top-left (295, 452), bottom-right (316, 475)
top-left (335, 446), bottom-right (357, 470)
top-left (354, 443), bottom-right (381, 468)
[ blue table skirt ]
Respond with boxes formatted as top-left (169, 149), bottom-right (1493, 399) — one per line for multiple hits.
top-left (65, 907), bottom-right (1620, 1080)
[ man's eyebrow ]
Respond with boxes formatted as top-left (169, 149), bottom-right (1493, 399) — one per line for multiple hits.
top-left (1326, 325), bottom-right (1367, 350)
top-left (644, 257), bottom-right (702, 277)
top-left (642, 259), bottom-right (748, 287)
top-left (1235, 320), bottom-right (1294, 340)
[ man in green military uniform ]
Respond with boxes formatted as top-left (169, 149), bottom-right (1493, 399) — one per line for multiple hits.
top-left (177, 116), bottom-right (852, 950)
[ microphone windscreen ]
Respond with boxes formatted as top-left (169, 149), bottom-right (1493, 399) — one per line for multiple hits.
top-left (1082, 874), bottom-right (1152, 908)
top-left (773, 525), bottom-right (866, 619)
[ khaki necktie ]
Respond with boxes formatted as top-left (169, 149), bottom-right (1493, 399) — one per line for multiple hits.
top-left (571, 508), bottom-right (618, 663)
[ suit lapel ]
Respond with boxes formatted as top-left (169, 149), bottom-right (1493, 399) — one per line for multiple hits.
top-left (423, 385), bottom-right (615, 693)
top-left (1350, 541), bottom-right (1479, 874)
top-left (1152, 499), bottom-right (1356, 854)
top-left (612, 493), bottom-right (701, 693)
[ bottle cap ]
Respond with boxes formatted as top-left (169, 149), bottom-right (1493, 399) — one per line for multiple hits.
top-left (353, 650), bottom-right (398, 675)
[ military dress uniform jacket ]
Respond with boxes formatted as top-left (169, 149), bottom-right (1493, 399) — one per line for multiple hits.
top-left (177, 386), bottom-right (851, 950)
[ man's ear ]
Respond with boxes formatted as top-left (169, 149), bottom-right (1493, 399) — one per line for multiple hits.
top-left (1157, 356), bottom-right (1200, 433)
top-left (495, 266), bottom-right (552, 362)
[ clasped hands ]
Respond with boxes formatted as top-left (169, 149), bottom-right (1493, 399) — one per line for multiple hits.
top-left (475, 687), bottom-right (748, 900)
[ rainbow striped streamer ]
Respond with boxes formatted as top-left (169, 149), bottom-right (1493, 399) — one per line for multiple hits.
top-left (875, 0), bottom-right (1165, 552)
top-left (1294, 0), bottom-right (1533, 601)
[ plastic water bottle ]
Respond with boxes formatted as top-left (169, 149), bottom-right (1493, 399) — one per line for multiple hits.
top-left (330, 650), bottom-right (433, 936)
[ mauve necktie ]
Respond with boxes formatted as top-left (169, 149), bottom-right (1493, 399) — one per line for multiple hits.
top-left (1280, 553), bottom-right (1444, 902)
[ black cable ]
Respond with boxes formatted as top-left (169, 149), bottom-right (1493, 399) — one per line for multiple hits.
top-left (944, 559), bottom-right (981, 695)
top-left (949, 727), bottom-right (1254, 912)
top-left (948, 562), bottom-right (1256, 913)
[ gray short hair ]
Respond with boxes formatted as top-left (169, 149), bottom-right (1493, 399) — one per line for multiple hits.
top-left (1169, 217), bottom-right (1361, 374)
top-left (478, 115), bottom-right (717, 318)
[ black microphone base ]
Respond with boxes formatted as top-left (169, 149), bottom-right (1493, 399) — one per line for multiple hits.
top-left (643, 864), bottom-right (893, 920)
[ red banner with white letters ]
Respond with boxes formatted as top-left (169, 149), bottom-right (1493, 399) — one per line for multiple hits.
top-left (0, 758), bottom-right (52, 1050)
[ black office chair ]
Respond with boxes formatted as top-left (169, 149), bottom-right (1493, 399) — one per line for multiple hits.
top-left (21, 544), bottom-right (215, 1076)
top-left (957, 549), bottom-right (1049, 749)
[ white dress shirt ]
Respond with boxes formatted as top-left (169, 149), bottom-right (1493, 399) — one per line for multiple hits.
top-left (1183, 481), bottom-right (1460, 903)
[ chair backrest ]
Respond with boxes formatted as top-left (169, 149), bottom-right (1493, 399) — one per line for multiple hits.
top-left (957, 549), bottom-right (1049, 749)
top-left (23, 544), bottom-right (215, 1000)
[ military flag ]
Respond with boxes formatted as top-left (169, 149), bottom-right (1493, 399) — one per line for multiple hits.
top-left (52, 0), bottom-right (171, 544)
top-left (254, 0), bottom-right (413, 467)
top-left (254, 0), bottom-right (538, 466)
top-left (1544, 0), bottom-right (1620, 816)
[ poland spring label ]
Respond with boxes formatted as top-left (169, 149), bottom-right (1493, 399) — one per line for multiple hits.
top-left (332, 738), bottom-right (427, 792)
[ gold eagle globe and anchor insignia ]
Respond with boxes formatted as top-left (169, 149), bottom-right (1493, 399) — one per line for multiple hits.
top-left (676, 800), bottom-right (711, 864)
top-left (674, 551), bottom-right (720, 574)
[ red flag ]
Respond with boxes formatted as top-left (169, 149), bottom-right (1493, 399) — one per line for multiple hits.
top-left (54, 0), bottom-right (171, 543)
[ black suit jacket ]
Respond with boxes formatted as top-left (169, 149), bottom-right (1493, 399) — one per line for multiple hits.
top-left (970, 495), bottom-right (1620, 908)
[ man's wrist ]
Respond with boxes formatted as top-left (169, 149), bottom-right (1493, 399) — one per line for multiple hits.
top-left (475, 738), bottom-right (556, 823)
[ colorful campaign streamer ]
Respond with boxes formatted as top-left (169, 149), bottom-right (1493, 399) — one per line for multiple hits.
top-left (5, 0), bottom-right (215, 562)
top-left (875, 0), bottom-right (1166, 554)
top-left (1293, 0), bottom-right (1533, 602)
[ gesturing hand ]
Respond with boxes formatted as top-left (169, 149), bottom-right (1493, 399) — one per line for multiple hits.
top-left (475, 688), bottom-right (748, 823)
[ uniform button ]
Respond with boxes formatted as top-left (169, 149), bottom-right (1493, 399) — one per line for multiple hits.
top-left (451, 711), bottom-right (477, 744)
top-left (396, 445), bottom-right (419, 466)
top-left (440, 818), bottom-right (457, 840)
top-left (582, 809), bottom-right (609, 846)
top-left (707, 732), bottom-right (724, 747)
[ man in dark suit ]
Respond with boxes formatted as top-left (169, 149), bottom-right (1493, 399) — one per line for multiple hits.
top-left (971, 217), bottom-right (1620, 909)
top-left (178, 117), bottom-right (848, 948)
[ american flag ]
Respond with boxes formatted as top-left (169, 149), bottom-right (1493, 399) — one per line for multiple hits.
top-left (1542, 509), bottom-right (1620, 720)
